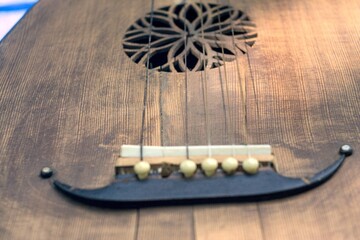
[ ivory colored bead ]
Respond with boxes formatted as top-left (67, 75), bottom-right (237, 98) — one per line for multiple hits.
top-left (201, 158), bottom-right (218, 177)
top-left (242, 157), bottom-right (260, 174)
top-left (180, 160), bottom-right (197, 178)
top-left (134, 161), bottom-right (151, 180)
top-left (221, 157), bottom-right (239, 174)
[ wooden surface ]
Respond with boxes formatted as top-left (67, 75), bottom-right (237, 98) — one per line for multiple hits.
top-left (1, 0), bottom-right (359, 239)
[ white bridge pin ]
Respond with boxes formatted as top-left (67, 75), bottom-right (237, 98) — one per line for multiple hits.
top-left (180, 160), bottom-right (197, 178)
top-left (134, 161), bottom-right (151, 180)
top-left (221, 157), bottom-right (239, 174)
top-left (242, 157), bottom-right (260, 174)
top-left (201, 158), bottom-right (218, 177)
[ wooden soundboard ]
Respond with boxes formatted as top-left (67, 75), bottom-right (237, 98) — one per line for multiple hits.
top-left (0, 0), bottom-right (359, 239)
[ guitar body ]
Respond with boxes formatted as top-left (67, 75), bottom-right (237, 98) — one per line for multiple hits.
top-left (0, 0), bottom-right (359, 239)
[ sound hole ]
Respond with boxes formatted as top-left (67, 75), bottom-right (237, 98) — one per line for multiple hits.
top-left (123, 2), bottom-right (257, 72)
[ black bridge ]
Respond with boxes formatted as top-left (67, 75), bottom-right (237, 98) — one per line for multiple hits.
top-left (44, 145), bottom-right (353, 208)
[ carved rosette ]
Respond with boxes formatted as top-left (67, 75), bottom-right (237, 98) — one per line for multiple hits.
top-left (123, 2), bottom-right (257, 72)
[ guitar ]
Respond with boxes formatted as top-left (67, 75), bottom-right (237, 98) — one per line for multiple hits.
top-left (1, 0), bottom-right (359, 239)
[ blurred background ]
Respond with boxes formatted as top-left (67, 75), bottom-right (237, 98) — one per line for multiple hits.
top-left (0, 0), bottom-right (38, 41)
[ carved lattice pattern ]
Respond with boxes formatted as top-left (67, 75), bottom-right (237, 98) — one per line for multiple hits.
top-left (123, 2), bottom-right (257, 72)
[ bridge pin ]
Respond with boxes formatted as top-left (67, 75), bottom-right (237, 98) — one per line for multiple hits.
top-left (134, 161), bottom-right (151, 180)
top-left (201, 158), bottom-right (218, 177)
top-left (180, 160), bottom-right (197, 178)
top-left (221, 157), bottom-right (239, 174)
top-left (243, 157), bottom-right (260, 174)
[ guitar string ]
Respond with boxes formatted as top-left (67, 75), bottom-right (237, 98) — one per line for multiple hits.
top-left (214, 0), bottom-right (236, 156)
top-left (214, 52), bottom-right (230, 148)
top-left (135, 1), bottom-right (155, 238)
top-left (224, 6), bottom-right (267, 238)
top-left (159, 66), bottom-right (164, 148)
top-left (182, 5), bottom-right (198, 237)
top-left (227, 0), bottom-right (255, 157)
top-left (239, 3), bottom-right (261, 156)
top-left (228, 4), bottom-right (265, 238)
top-left (183, 2), bottom-right (190, 159)
top-left (139, 0), bottom-right (155, 160)
top-left (212, 5), bottom-right (230, 149)
top-left (199, 0), bottom-right (212, 157)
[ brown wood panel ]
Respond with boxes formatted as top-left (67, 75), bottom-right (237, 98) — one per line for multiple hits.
top-left (249, 0), bottom-right (360, 239)
top-left (0, 0), bottom-right (359, 239)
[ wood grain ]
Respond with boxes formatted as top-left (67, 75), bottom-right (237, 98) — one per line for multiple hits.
top-left (0, 0), bottom-right (359, 239)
